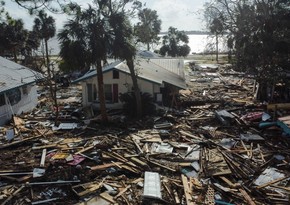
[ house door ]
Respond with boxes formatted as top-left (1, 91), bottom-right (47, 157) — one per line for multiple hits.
top-left (113, 84), bottom-right (118, 103)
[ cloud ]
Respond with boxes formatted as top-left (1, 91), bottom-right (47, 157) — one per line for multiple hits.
top-left (3, 0), bottom-right (209, 31)
top-left (140, 0), bottom-right (208, 31)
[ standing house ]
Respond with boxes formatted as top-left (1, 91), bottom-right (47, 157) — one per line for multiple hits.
top-left (74, 56), bottom-right (186, 109)
top-left (0, 57), bottom-right (42, 125)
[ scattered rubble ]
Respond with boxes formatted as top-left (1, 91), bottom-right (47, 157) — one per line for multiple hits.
top-left (1, 65), bottom-right (290, 205)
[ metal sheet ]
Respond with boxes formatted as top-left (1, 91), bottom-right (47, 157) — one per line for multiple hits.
top-left (143, 172), bottom-right (162, 199)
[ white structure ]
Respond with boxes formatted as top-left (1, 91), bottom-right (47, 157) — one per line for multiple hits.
top-left (74, 57), bottom-right (186, 109)
top-left (0, 57), bottom-right (42, 125)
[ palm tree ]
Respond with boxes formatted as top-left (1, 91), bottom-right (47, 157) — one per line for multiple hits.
top-left (33, 10), bottom-right (58, 120)
top-left (58, 5), bottom-right (109, 122)
top-left (209, 17), bottom-right (224, 63)
top-left (109, 11), bottom-right (143, 118)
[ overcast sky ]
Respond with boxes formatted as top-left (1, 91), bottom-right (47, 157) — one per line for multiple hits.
top-left (3, 0), bottom-right (209, 32)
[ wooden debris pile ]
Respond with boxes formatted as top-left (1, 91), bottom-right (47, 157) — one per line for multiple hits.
top-left (1, 77), bottom-right (290, 204)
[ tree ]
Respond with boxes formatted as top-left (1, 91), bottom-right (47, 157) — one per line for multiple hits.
top-left (58, 4), bottom-right (109, 122)
top-left (0, 16), bottom-right (28, 62)
top-left (109, 11), bottom-right (143, 118)
top-left (0, 1), bottom-right (5, 20)
top-left (209, 17), bottom-right (224, 62)
top-left (159, 27), bottom-right (191, 57)
top-left (134, 8), bottom-right (161, 51)
top-left (12, 0), bottom-right (76, 14)
top-left (33, 10), bottom-right (58, 120)
top-left (204, 0), bottom-right (290, 101)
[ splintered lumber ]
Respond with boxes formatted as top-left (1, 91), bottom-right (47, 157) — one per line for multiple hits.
top-left (173, 189), bottom-right (181, 204)
top-left (114, 185), bottom-right (131, 199)
top-left (75, 145), bottom-right (94, 155)
top-left (267, 103), bottom-right (290, 111)
top-left (256, 176), bottom-right (290, 189)
top-left (270, 184), bottom-right (290, 192)
top-left (40, 149), bottom-right (47, 167)
top-left (162, 182), bottom-right (175, 202)
top-left (100, 192), bottom-right (116, 203)
top-left (90, 162), bottom-right (123, 171)
top-left (0, 175), bottom-right (32, 182)
top-left (205, 148), bottom-right (232, 176)
top-left (131, 137), bottom-right (144, 154)
top-left (72, 181), bottom-right (103, 197)
top-left (149, 160), bottom-right (176, 172)
top-left (179, 131), bottom-right (202, 141)
top-left (2, 185), bottom-right (25, 205)
top-left (0, 135), bottom-right (41, 149)
top-left (120, 164), bottom-right (140, 174)
top-left (181, 174), bottom-right (195, 205)
top-left (239, 188), bottom-right (256, 205)
top-left (129, 157), bottom-right (148, 167)
top-left (219, 176), bottom-right (240, 188)
top-left (104, 152), bottom-right (128, 163)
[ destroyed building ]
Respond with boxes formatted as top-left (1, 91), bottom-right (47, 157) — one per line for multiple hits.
top-left (0, 57), bottom-right (43, 125)
top-left (1, 59), bottom-right (290, 205)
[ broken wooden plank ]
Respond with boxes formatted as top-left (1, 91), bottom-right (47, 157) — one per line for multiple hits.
top-left (90, 162), bottom-right (123, 171)
top-left (2, 185), bottom-right (25, 205)
top-left (239, 188), bottom-right (256, 205)
top-left (100, 192), bottom-right (116, 204)
top-left (114, 185), bottom-right (131, 199)
top-left (181, 174), bottom-right (195, 205)
top-left (131, 137), bottom-right (144, 154)
top-left (72, 181), bottom-right (103, 197)
top-left (256, 176), bottom-right (290, 189)
top-left (149, 160), bottom-right (176, 172)
top-left (267, 103), bottom-right (290, 111)
top-left (0, 135), bottom-right (41, 149)
top-left (40, 149), bottom-right (47, 167)
top-left (75, 145), bottom-right (94, 155)
top-left (179, 131), bottom-right (202, 141)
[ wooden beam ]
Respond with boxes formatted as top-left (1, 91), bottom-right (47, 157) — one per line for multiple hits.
top-left (256, 176), bottom-right (289, 189)
top-left (181, 174), bottom-right (195, 205)
top-left (40, 149), bottom-right (47, 167)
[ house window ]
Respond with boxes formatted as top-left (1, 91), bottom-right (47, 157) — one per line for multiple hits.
top-left (22, 85), bottom-right (28, 95)
top-left (87, 83), bottom-right (97, 103)
top-left (0, 94), bottom-right (5, 106)
top-left (6, 88), bottom-right (21, 105)
top-left (113, 70), bottom-right (119, 79)
top-left (104, 84), bottom-right (112, 102)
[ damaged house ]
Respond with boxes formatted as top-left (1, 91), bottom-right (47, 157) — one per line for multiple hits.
top-left (73, 55), bottom-right (186, 109)
top-left (0, 57), bottom-right (42, 125)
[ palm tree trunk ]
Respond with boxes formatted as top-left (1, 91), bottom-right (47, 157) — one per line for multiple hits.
top-left (216, 34), bottom-right (219, 63)
top-left (13, 47), bottom-right (17, 63)
top-left (147, 43), bottom-right (150, 51)
top-left (45, 39), bottom-right (59, 123)
top-left (96, 60), bottom-right (108, 122)
top-left (127, 58), bottom-right (142, 118)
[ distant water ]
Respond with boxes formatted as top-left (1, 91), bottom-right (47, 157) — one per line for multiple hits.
top-left (187, 34), bottom-right (228, 54)
top-left (47, 34), bottom-right (228, 56)
top-left (155, 34), bottom-right (228, 54)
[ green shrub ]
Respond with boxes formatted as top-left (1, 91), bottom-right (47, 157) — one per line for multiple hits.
top-left (119, 92), bottom-right (156, 117)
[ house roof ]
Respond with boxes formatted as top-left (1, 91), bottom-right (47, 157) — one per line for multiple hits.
top-left (0, 57), bottom-right (43, 94)
top-left (73, 58), bottom-right (186, 89)
top-left (137, 50), bottom-right (161, 58)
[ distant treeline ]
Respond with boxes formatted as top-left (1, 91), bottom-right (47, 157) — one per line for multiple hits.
top-left (159, 30), bottom-right (210, 35)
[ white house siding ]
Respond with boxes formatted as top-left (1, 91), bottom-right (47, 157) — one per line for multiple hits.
top-left (81, 70), bottom-right (161, 109)
top-left (0, 84), bottom-right (38, 125)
